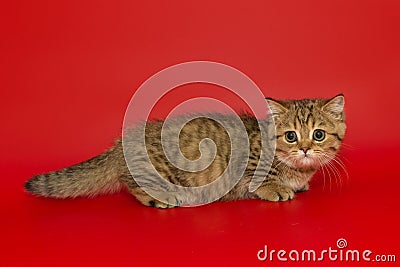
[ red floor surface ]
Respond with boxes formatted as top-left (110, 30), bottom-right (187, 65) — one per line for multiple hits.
top-left (1, 1), bottom-right (400, 266)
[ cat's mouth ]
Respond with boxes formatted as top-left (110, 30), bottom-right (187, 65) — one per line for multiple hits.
top-left (291, 153), bottom-right (320, 170)
top-left (297, 156), bottom-right (317, 168)
top-left (277, 152), bottom-right (320, 170)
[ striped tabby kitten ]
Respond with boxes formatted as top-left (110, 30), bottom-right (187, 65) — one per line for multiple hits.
top-left (25, 95), bottom-right (346, 208)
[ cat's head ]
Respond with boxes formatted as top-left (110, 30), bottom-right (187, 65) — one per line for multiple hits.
top-left (266, 95), bottom-right (346, 171)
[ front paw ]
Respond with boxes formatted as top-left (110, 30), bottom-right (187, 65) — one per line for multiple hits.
top-left (255, 183), bottom-right (295, 202)
top-left (296, 183), bottom-right (309, 192)
top-left (149, 192), bottom-right (183, 209)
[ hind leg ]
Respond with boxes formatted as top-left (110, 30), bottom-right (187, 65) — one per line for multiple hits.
top-left (120, 177), bottom-right (178, 208)
top-left (119, 173), bottom-right (182, 208)
top-left (128, 187), bottom-right (181, 208)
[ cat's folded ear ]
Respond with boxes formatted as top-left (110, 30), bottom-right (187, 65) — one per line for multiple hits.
top-left (266, 98), bottom-right (288, 119)
top-left (322, 94), bottom-right (345, 120)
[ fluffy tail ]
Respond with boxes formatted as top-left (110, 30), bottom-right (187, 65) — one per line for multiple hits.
top-left (24, 147), bottom-right (125, 198)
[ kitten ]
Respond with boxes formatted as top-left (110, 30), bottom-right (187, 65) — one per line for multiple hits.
top-left (24, 95), bottom-right (346, 208)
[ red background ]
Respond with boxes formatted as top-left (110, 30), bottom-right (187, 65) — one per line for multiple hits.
top-left (1, 0), bottom-right (399, 266)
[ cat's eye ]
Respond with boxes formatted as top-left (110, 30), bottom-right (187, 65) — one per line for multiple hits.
top-left (313, 129), bottom-right (326, 141)
top-left (285, 131), bottom-right (297, 143)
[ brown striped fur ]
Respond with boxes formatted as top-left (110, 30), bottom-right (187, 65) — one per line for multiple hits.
top-left (25, 95), bottom-right (346, 208)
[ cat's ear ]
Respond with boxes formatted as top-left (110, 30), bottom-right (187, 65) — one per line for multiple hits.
top-left (266, 98), bottom-right (288, 118)
top-left (322, 94), bottom-right (345, 120)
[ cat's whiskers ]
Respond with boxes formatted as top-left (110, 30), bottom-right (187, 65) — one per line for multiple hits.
top-left (326, 160), bottom-right (342, 189)
top-left (273, 154), bottom-right (293, 169)
top-left (315, 151), bottom-right (348, 191)
top-left (320, 159), bottom-right (333, 191)
top-left (273, 154), bottom-right (293, 179)
top-left (315, 156), bottom-right (327, 190)
top-left (339, 142), bottom-right (355, 151)
top-left (321, 152), bottom-right (349, 183)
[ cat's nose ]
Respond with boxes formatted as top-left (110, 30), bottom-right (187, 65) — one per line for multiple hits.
top-left (300, 147), bottom-right (310, 154)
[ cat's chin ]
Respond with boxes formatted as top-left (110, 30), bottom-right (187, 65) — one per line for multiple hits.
top-left (293, 157), bottom-right (319, 171)
top-left (277, 154), bottom-right (319, 171)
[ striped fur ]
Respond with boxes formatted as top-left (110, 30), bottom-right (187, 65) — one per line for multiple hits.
top-left (25, 95), bottom-right (346, 208)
